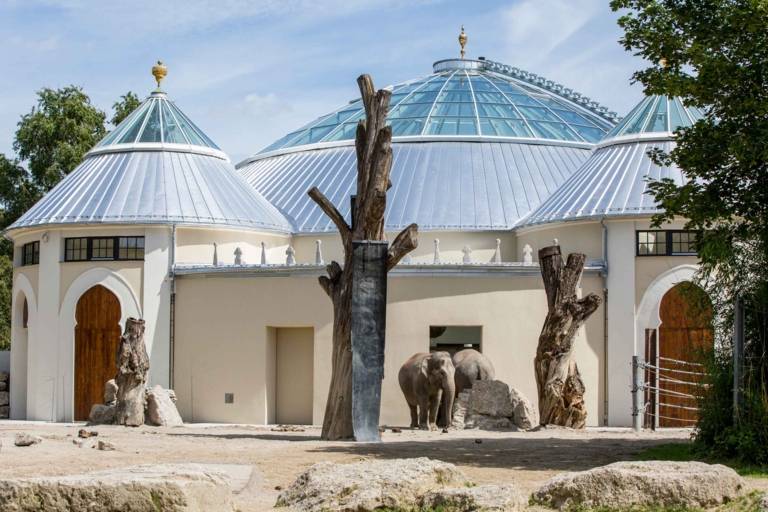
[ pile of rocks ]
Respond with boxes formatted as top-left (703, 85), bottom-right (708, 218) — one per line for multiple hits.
top-left (0, 371), bottom-right (8, 419)
top-left (452, 380), bottom-right (538, 431)
top-left (89, 380), bottom-right (183, 427)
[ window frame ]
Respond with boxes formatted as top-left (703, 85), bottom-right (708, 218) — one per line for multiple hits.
top-left (636, 230), bottom-right (698, 257)
top-left (63, 236), bottom-right (145, 262)
top-left (21, 241), bottom-right (40, 266)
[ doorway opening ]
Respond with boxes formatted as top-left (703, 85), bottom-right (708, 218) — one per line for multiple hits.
top-left (74, 285), bottom-right (121, 421)
top-left (429, 326), bottom-right (482, 356)
top-left (272, 327), bottom-right (314, 425)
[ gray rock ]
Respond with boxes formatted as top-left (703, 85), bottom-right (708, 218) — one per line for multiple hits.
top-left (0, 391), bottom-right (8, 406)
top-left (465, 415), bottom-right (517, 430)
top-left (276, 457), bottom-right (468, 511)
top-left (0, 463), bottom-right (235, 511)
top-left (468, 380), bottom-right (515, 417)
top-left (14, 433), bottom-right (42, 447)
top-left (104, 379), bottom-right (118, 406)
top-left (0, 406), bottom-right (8, 419)
top-left (0, 371), bottom-right (8, 383)
top-left (509, 387), bottom-right (538, 429)
top-left (421, 484), bottom-right (525, 511)
top-left (451, 390), bottom-right (471, 429)
top-left (88, 404), bottom-right (116, 425)
top-left (145, 385), bottom-right (183, 427)
top-left (532, 461), bottom-right (746, 510)
top-left (97, 440), bottom-right (116, 451)
top-left (0, 380), bottom-right (7, 391)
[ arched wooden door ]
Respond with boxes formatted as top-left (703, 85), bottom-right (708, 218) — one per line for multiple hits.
top-left (657, 282), bottom-right (713, 427)
top-left (74, 285), bottom-right (121, 421)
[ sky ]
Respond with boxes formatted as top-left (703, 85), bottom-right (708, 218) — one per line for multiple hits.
top-left (0, 0), bottom-right (648, 164)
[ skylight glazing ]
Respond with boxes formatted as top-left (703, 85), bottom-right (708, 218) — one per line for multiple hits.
top-left (259, 66), bottom-right (617, 154)
top-left (604, 95), bottom-right (705, 139)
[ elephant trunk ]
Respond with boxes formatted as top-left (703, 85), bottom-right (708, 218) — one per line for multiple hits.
top-left (441, 369), bottom-right (455, 428)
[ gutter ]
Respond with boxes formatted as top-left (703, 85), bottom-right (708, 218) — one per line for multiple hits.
top-left (169, 224), bottom-right (177, 389)
top-left (600, 216), bottom-right (609, 426)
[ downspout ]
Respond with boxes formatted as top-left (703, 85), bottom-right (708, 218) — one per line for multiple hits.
top-left (169, 224), bottom-right (177, 389)
top-left (600, 217), bottom-right (609, 426)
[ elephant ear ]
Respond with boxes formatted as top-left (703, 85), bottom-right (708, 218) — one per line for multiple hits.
top-left (419, 356), bottom-right (430, 379)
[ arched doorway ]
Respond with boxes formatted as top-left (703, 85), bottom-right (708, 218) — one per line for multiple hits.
top-left (74, 285), bottom-right (121, 421)
top-left (647, 282), bottom-right (713, 427)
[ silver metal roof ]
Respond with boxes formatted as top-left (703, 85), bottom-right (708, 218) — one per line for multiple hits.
top-left (238, 141), bottom-right (590, 233)
top-left (9, 150), bottom-right (293, 233)
top-left (520, 139), bottom-right (685, 226)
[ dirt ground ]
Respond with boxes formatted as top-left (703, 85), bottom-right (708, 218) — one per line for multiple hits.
top-left (1, 422), bottom-right (765, 511)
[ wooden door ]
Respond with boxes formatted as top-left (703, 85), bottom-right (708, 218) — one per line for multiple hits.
top-left (74, 285), bottom-right (121, 421)
top-left (657, 282), bottom-right (712, 427)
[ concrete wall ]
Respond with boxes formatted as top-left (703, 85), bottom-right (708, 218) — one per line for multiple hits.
top-left (515, 222), bottom-right (604, 262)
top-left (174, 271), bottom-right (605, 427)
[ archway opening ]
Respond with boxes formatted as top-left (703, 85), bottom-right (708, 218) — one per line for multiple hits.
top-left (645, 282), bottom-right (713, 427)
top-left (74, 285), bottom-right (121, 421)
top-left (11, 294), bottom-right (30, 419)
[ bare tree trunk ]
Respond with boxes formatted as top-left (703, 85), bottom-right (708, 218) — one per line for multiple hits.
top-left (535, 245), bottom-right (601, 428)
top-left (309, 75), bottom-right (418, 440)
top-left (114, 318), bottom-right (149, 427)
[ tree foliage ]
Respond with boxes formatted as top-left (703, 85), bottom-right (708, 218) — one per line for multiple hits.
top-left (111, 92), bottom-right (141, 126)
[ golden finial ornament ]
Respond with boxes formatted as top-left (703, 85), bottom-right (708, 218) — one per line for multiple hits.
top-left (659, 57), bottom-right (668, 68)
top-left (152, 60), bottom-right (168, 89)
top-left (458, 25), bottom-right (467, 59)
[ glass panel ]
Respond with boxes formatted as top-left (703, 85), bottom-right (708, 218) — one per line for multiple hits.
top-left (473, 91), bottom-right (508, 103)
top-left (490, 118), bottom-right (533, 137)
top-left (161, 101), bottom-right (188, 144)
top-left (516, 106), bottom-right (560, 122)
top-left (426, 117), bottom-right (478, 135)
top-left (431, 103), bottom-right (475, 116)
top-left (571, 124), bottom-right (605, 142)
top-left (438, 91), bottom-right (473, 102)
top-left (390, 118), bottom-right (425, 136)
top-left (92, 238), bottom-right (114, 260)
top-left (550, 108), bottom-right (598, 127)
top-left (100, 101), bottom-right (152, 146)
top-left (324, 123), bottom-right (359, 141)
top-left (138, 101), bottom-right (162, 143)
top-left (168, 102), bottom-right (220, 149)
top-left (477, 103), bottom-right (519, 118)
top-left (624, 96), bottom-right (658, 134)
top-left (65, 238), bottom-right (88, 262)
top-left (669, 97), bottom-right (691, 130)
top-left (529, 120), bottom-right (574, 140)
top-left (390, 102), bottom-right (433, 118)
top-left (637, 231), bottom-right (666, 255)
top-left (646, 96), bottom-right (669, 132)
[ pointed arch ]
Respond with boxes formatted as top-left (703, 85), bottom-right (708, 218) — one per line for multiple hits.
top-left (10, 273), bottom-right (37, 419)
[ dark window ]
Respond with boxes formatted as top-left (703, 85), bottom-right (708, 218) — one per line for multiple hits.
top-left (637, 230), bottom-right (698, 256)
top-left (63, 236), bottom-right (145, 262)
top-left (64, 237), bottom-right (88, 262)
top-left (21, 241), bottom-right (39, 266)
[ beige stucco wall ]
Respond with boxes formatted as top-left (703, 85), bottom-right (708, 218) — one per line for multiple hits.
top-left (635, 255), bottom-right (699, 305)
top-left (515, 221), bottom-right (604, 262)
top-left (175, 227), bottom-right (290, 266)
top-left (174, 271), bottom-right (605, 427)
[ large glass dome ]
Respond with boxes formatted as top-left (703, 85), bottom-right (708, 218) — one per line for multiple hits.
top-left (259, 58), bottom-right (619, 154)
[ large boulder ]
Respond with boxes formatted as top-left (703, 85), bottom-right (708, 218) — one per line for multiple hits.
top-left (508, 387), bottom-right (538, 429)
top-left (452, 381), bottom-right (535, 430)
top-left (421, 484), bottom-right (524, 511)
top-left (276, 457), bottom-right (468, 511)
top-left (532, 461), bottom-right (746, 510)
top-left (145, 385), bottom-right (183, 427)
top-left (104, 379), bottom-right (118, 406)
top-left (88, 404), bottom-right (116, 425)
top-left (468, 380), bottom-right (515, 417)
top-left (0, 464), bottom-right (235, 511)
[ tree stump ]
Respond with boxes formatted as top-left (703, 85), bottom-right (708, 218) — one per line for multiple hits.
top-left (114, 318), bottom-right (149, 427)
top-left (535, 246), bottom-right (601, 428)
top-left (309, 75), bottom-right (418, 440)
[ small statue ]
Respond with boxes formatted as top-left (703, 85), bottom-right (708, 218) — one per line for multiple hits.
top-left (286, 246), bottom-right (296, 266)
top-left (260, 241), bottom-right (267, 265)
top-left (234, 247), bottom-right (243, 265)
top-left (523, 244), bottom-right (534, 265)
top-left (493, 238), bottom-right (502, 264)
top-left (462, 245), bottom-right (472, 264)
top-left (433, 239), bottom-right (441, 264)
top-left (553, 238), bottom-right (559, 246)
top-left (213, 243), bottom-right (218, 266)
top-left (315, 240), bottom-right (324, 265)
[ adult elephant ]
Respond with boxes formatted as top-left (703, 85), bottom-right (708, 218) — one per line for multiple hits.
top-left (453, 349), bottom-right (495, 395)
top-left (398, 352), bottom-right (455, 430)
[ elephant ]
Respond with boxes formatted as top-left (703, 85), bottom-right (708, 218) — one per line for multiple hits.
top-left (398, 351), bottom-right (456, 430)
top-left (452, 348), bottom-right (495, 396)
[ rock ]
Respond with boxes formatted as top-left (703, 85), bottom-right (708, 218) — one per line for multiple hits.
top-left (0, 371), bottom-right (8, 383)
top-left (421, 484), bottom-right (525, 511)
top-left (0, 391), bottom-right (8, 406)
top-left (0, 406), bottom-right (8, 419)
top-left (145, 385), bottom-right (183, 427)
top-left (465, 414), bottom-right (517, 430)
top-left (88, 404), bottom-right (116, 425)
top-left (97, 440), bottom-right (116, 451)
top-left (14, 433), bottom-right (42, 447)
top-left (167, 389), bottom-right (178, 403)
top-left (276, 457), bottom-right (467, 511)
top-left (532, 461), bottom-right (746, 510)
top-left (0, 463), bottom-right (235, 511)
top-left (452, 390), bottom-right (471, 429)
top-left (104, 379), bottom-right (118, 406)
top-left (78, 429), bottom-right (98, 438)
top-left (0, 381), bottom-right (7, 391)
top-left (468, 380), bottom-right (515, 417)
top-left (508, 387), bottom-right (538, 429)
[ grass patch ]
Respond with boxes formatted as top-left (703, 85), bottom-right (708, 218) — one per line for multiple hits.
top-left (635, 442), bottom-right (768, 477)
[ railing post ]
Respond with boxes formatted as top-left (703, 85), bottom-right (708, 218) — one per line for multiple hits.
top-left (632, 355), bottom-right (643, 432)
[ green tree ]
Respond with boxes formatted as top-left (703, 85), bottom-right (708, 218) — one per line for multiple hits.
top-left (611, 0), bottom-right (768, 464)
top-left (111, 92), bottom-right (141, 126)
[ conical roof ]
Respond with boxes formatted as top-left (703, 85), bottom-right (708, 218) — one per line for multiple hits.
top-left (8, 87), bottom-right (292, 233)
top-left (520, 95), bottom-right (697, 227)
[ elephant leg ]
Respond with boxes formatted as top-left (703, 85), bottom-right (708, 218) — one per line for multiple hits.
top-left (417, 397), bottom-right (429, 429)
top-left (428, 390), bottom-right (442, 431)
top-left (408, 404), bottom-right (418, 428)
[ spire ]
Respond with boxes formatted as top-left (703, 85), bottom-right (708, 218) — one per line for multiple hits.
top-left (458, 26), bottom-right (467, 59)
top-left (152, 60), bottom-right (167, 90)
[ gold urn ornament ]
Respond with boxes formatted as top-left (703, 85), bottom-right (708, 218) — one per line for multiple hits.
top-left (458, 26), bottom-right (467, 59)
top-left (152, 60), bottom-right (167, 89)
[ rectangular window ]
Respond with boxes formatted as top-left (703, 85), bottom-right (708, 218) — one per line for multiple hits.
top-left (637, 230), bottom-right (698, 256)
top-left (118, 236), bottom-right (145, 260)
top-left (91, 237), bottom-right (115, 260)
top-left (21, 241), bottom-right (40, 266)
top-left (64, 237), bottom-right (88, 262)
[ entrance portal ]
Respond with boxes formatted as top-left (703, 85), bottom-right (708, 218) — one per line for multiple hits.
top-left (275, 327), bottom-right (314, 425)
top-left (74, 285), bottom-right (121, 421)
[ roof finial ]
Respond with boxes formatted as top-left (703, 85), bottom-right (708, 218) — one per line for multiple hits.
top-left (659, 57), bottom-right (668, 69)
top-left (458, 25), bottom-right (467, 59)
top-left (152, 60), bottom-right (167, 90)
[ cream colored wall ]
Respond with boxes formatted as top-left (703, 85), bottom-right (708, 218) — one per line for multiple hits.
top-left (175, 227), bottom-right (290, 266)
top-left (59, 262), bottom-right (144, 305)
top-left (14, 267), bottom-right (39, 298)
top-left (635, 256), bottom-right (699, 305)
top-left (174, 272), bottom-right (605, 427)
top-left (515, 222), bottom-right (604, 262)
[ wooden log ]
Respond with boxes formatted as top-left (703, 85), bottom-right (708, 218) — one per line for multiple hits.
top-left (534, 246), bottom-right (601, 428)
top-left (309, 74), bottom-right (418, 440)
top-left (114, 318), bottom-right (149, 427)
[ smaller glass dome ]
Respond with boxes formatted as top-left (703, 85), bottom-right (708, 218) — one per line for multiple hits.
top-left (94, 91), bottom-right (221, 151)
top-left (604, 95), bottom-right (705, 138)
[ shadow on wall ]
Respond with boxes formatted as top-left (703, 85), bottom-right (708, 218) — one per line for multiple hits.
top-left (0, 351), bottom-right (9, 374)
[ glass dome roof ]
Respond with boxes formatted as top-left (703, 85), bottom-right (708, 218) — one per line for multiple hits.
top-left (259, 59), bottom-right (619, 154)
top-left (603, 95), bottom-right (705, 139)
top-left (94, 91), bottom-right (221, 152)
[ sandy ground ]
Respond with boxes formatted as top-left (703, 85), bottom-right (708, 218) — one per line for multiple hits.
top-left (1, 422), bottom-right (765, 511)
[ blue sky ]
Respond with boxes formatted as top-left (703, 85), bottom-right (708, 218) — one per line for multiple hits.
top-left (0, 0), bottom-right (647, 164)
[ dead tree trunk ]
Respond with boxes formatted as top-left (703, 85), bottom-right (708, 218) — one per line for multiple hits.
top-left (535, 245), bottom-right (601, 428)
top-left (309, 74), bottom-right (418, 440)
top-left (114, 317), bottom-right (149, 427)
